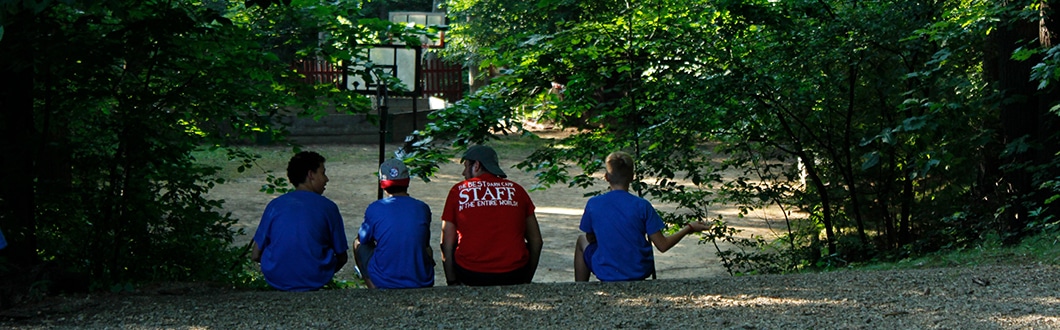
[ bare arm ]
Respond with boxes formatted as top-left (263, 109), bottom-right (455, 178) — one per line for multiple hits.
top-left (334, 251), bottom-right (348, 273)
top-left (352, 238), bottom-right (363, 268)
top-left (648, 221), bottom-right (710, 253)
top-left (524, 213), bottom-right (543, 281)
top-left (441, 220), bottom-right (459, 285)
top-left (352, 238), bottom-right (376, 288)
top-left (251, 241), bottom-right (262, 262)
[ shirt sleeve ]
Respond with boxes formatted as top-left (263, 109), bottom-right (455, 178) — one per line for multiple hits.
top-left (579, 200), bottom-right (594, 233)
top-left (358, 206), bottom-right (374, 244)
top-left (422, 201), bottom-right (433, 246)
top-left (520, 184), bottom-right (536, 214)
top-left (643, 202), bottom-right (666, 235)
top-left (441, 185), bottom-right (460, 224)
top-left (328, 202), bottom-right (349, 253)
top-left (253, 202), bottom-right (275, 247)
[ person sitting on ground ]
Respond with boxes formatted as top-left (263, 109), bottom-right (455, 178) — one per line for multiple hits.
top-left (353, 158), bottom-right (435, 289)
top-left (574, 151), bottom-right (710, 282)
top-left (441, 145), bottom-right (543, 286)
top-left (251, 151), bottom-right (349, 291)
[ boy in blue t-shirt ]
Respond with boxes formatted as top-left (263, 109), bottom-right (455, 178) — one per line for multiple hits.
top-left (353, 159), bottom-right (435, 289)
top-left (574, 151), bottom-right (710, 282)
top-left (251, 151), bottom-right (349, 291)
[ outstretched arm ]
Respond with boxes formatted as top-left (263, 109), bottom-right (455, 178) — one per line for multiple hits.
top-left (648, 221), bottom-right (710, 253)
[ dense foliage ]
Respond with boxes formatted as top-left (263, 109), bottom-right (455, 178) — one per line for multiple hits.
top-left (408, 0), bottom-right (1060, 274)
top-left (1, 0), bottom-right (1057, 301)
top-left (0, 0), bottom-right (428, 298)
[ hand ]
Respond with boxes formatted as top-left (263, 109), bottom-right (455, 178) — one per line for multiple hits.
top-left (686, 221), bottom-right (710, 232)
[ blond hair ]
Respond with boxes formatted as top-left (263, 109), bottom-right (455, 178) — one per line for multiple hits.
top-left (605, 151), bottom-right (635, 185)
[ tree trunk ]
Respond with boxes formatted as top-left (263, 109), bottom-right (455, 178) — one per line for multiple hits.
top-left (778, 115), bottom-right (837, 255)
top-left (898, 175), bottom-right (914, 245)
top-left (0, 12), bottom-right (40, 268)
top-left (842, 64), bottom-right (869, 246)
top-left (990, 4), bottom-right (1058, 243)
top-left (1036, 1), bottom-right (1060, 224)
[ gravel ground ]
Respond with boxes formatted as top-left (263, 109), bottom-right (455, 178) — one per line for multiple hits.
top-left (1, 263), bottom-right (1057, 329)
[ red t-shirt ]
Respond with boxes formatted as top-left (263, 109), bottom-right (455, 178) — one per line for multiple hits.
top-left (441, 173), bottom-right (536, 273)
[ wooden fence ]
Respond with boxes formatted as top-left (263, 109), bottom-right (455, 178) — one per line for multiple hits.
top-left (293, 57), bottom-right (464, 102)
top-left (421, 57), bottom-right (463, 103)
top-left (294, 59), bottom-right (344, 89)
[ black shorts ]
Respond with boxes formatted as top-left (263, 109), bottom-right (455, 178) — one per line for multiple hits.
top-left (455, 261), bottom-right (533, 286)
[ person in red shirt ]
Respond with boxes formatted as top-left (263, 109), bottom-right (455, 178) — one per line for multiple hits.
top-left (440, 145), bottom-right (543, 286)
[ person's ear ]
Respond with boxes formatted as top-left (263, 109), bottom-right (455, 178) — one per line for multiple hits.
top-left (604, 172), bottom-right (611, 182)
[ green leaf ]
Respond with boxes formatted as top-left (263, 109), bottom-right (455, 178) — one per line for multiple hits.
top-left (861, 152), bottom-right (880, 170)
top-left (1045, 194), bottom-right (1059, 205)
top-left (1011, 47), bottom-right (1037, 61)
top-left (901, 116), bottom-right (926, 131)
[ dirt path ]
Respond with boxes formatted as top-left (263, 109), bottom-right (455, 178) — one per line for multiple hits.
top-left (5, 139), bottom-right (1059, 329)
top-left (209, 140), bottom-right (787, 284)
top-left (3, 264), bottom-right (1057, 329)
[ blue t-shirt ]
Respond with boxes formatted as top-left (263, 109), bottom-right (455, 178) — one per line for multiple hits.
top-left (579, 190), bottom-right (666, 281)
top-left (359, 196), bottom-right (434, 289)
top-left (253, 190), bottom-right (349, 292)
top-left (0, 228), bottom-right (7, 250)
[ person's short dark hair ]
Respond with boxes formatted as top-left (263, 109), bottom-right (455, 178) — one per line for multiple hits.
top-left (383, 186), bottom-right (409, 195)
top-left (606, 151), bottom-right (635, 185)
top-left (287, 151), bottom-right (325, 186)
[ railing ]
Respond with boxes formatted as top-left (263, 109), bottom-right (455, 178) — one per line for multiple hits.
top-left (294, 57), bottom-right (463, 102)
top-left (421, 57), bottom-right (463, 102)
top-left (294, 59), bottom-right (343, 89)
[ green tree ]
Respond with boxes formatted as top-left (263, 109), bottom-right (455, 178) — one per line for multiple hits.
top-left (411, 0), bottom-right (1060, 274)
top-left (987, 0), bottom-right (1060, 242)
top-left (0, 0), bottom-right (423, 297)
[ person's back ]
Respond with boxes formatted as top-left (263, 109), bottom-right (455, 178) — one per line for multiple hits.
top-left (360, 196), bottom-right (434, 289)
top-left (574, 151), bottom-right (709, 282)
top-left (580, 189), bottom-right (663, 281)
top-left (440, 145), bottom-right (543, 286)
top-left (355, 158), bottom-right (434, 289)
top-left (256, 190), bottom-right (347, 291)
top-left (252, 151), bottom-right (349, 292)
top-left (444, 173), bottom-right (533, 273)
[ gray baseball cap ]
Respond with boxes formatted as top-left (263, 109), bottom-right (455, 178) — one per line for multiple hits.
top-left (378, 158), bottom-right (411, 188)
top-left (461, 145), bottom-right (506, 178)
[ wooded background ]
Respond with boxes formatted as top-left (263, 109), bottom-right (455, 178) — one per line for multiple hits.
top-left (0, 0), bottom-right (1057, 300)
